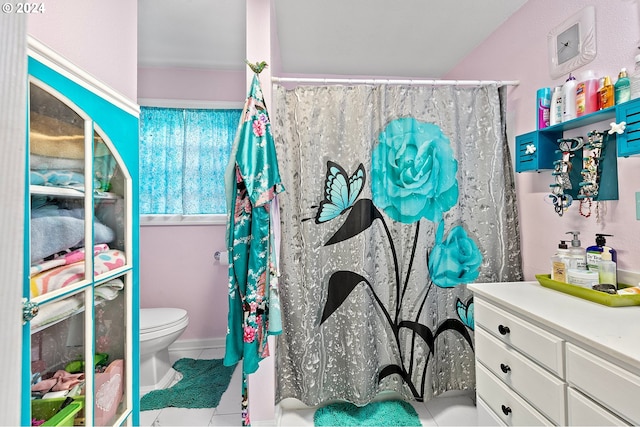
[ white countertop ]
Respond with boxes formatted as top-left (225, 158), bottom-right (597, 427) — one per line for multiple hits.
top-left (468, 279), bottom-right (640, 374)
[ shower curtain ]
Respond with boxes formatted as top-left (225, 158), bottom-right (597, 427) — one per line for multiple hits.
top-left (271, 83), bottom-right (523, 407)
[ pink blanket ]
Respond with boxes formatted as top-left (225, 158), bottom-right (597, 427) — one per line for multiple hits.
top-left (31, 249), bottom-right (126, 298)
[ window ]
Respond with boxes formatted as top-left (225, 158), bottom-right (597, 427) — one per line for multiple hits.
top-left (139, 107), bottom-right (241, 216)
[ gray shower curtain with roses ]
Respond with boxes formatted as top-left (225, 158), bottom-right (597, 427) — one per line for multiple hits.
top-left (271, 83), bottom-right (523, 406)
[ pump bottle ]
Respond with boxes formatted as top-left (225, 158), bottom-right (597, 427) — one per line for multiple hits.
top-left (566, 231), bottom-right (586, 270)
top-left (586, 234), bottom-right (617, 272)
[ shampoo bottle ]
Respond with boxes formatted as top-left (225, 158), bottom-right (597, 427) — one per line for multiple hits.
top-left (566, 231), bottom-right (586, 270)
top-left (598, 249), bottom-right (617, 287)
top-left (615, 68), bottom-right (631, 105)
top-left (551, 240), bottom-right (570, 283)
top-left (599, 75), bottom-right (615, 109)
top-left (576, 70), bottom-right (599, 116)
top-left (562, 73), bottom-right (578, 121)
top-left (550, 86), bottom-right (563, 126)
top-left (586, 233), bottom-right (617, 272)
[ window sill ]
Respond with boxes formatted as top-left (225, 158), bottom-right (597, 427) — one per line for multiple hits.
top-left (140, 214), bottom-right (226, 226)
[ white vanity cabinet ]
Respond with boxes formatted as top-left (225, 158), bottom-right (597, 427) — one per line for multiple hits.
top-left (23, 38), bottom-right (140, 426)
top-left (469, 280), bottom-right (640, 426)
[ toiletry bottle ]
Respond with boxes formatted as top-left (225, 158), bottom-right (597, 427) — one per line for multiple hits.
top-left (586, 233), bottom-right (617, 271)
top-left (598, 249), bottom-right (617, 288)
top-left (550, 86), bottom-right (563, 126)
top-left (615, 68), bottom-right (631, 105)
top-left (599, 75), bottom-right (615, 109)
top-left (562, 73), bottom-right (578, 121)
top-left (631, 54), bottom-right (640, 100)
top-left (596, 77), bottom-right (605, 110)
top-left (551, 240), bottom-right (570, 283)
top-left (537, 87), bottom-right (551, 129)
top-left (576, 70), bottom-right (599, 116)
top-left (566, 231), bottom-right (587, 270)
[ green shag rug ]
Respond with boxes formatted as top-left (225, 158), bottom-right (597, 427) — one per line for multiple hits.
top-left (140, 358), bottom-right (236, 411)
top-left (314, 400), bottom-right (422, 426)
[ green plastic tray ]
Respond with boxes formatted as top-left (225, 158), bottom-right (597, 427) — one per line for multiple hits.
top-left (536, 274), bottom-right (640, 307)
top-left (32, 397), bottom-right (84, 426)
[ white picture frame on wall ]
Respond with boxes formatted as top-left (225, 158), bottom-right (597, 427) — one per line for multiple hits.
top-left (547, 6), bottom-right (597, 80)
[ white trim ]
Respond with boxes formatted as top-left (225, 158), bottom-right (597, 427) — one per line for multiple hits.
top-left (27, 36), bottom-right (139, 116)
top-left (169, 337), bottom-right (226, 353)
top-left (138, 98), bottom-right (244, 110)
top-left (272, 76), bottom-right (520, 87)
top-left (140, 214), bottom-right (226, 226)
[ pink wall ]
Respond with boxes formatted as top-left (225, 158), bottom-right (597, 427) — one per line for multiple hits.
top-left (138, 67), bottom-right (245, 102)
top-left (139, 224), bottom-right (229, 340)
top-left (27, 0), bottom-right (137, 101)
top-left (447, 0), bottom-right (640, 280)
top-left (137, 66), bottom-right (244, 342)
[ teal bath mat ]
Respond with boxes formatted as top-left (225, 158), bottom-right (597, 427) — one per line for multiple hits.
top-left (140, 358), bottom-right (236, 411)
top-left (314, 400), bottom-right (422, 426)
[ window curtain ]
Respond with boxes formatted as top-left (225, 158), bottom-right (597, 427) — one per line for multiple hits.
top-left (271, 83), bottom-right (523, 407)
top-left (139, 107), bottom-right (241, 215)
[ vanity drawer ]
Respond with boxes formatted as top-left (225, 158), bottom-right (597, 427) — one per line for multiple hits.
top-left (475, 299), bottom-right (564, 377)
top-left (566, 343), bottom-right (640, 424)
top-left (477, 397), bottom-right (507, 426)
top-left (567, 387), bottom-right (631, 426)
top-left (476, 328), bottom-right (566, 425)
top-left (476, 363), bottom-right (554, 426)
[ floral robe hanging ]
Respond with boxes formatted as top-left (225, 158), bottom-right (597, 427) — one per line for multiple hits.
top-left (224, 74), bottom-right (284, 375)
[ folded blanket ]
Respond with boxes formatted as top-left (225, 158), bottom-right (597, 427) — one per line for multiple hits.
top-left (31, 207), bottom-right (115, 262)
top-left (30, 112), bottom-right (85, 159)
top-left (30, 295), bottom-right (84, 330)
top-left (30, 153), bottom-right (84, 171)
top-left (31, 249), bottom-right (126, 298)
top-left (95, 278), bottom-right (125, 301)
top-left (30, 169), bottom-right (87, 189)
top-left (30, 244), bottom-right (110, 276)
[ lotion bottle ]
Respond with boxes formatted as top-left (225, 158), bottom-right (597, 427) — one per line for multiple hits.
top-left (598, 249), bottom-right (617, 287)
top-left (562, 73), bottom-right (578, 121)
top-left (586, 233), bottom-right (617, 272)
top-left (566, 231), bottom-right (586, 270)
top-left (551, 240), bottom-right (570, 283)
top-left (615, 68), bottom-right (631, 105)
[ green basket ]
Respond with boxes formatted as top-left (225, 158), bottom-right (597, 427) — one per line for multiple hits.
top-left (536, 274), bottom-right (640, 307)
top-left (31, 397), bottom-right (84, 427)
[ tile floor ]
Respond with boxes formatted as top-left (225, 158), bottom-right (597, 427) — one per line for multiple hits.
top-left (139, 347), bottom-right (478, 426)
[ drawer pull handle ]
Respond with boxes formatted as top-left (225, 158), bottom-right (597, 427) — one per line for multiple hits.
top-left (500, 363), bottom-right (511, 373)
top-left (501, 405), bottom-right (512, 416)
top-left (498, 324), bottom-right (510, 335)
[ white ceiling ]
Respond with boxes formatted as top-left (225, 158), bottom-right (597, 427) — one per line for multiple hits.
top-left (138, 0), bottom-right (528, 78)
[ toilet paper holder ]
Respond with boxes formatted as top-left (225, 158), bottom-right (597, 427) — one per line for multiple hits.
top-left (214, 250), bottom-right (229, 264)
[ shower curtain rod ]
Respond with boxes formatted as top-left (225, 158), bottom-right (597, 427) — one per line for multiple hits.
top-left (271, 76), bottom-right (519, 87)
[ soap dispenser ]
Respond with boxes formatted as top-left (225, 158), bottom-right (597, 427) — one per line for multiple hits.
top-left (587, 234), bottom-right (617, 271)
top-left (566, 231), bottom-right (587, 270)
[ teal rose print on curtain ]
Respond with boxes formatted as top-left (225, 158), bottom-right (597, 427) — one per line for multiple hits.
top-left (314, 117), bottom-right (482, 401)
top-left (371, 118), bottom-right (458, 223)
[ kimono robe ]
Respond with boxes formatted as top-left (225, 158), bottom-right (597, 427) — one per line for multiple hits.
top-left (224, 74), bottom-right (284, 376)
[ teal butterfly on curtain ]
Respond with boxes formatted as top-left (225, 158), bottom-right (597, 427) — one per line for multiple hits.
top-left (314, 161), bottom-right (366, 224)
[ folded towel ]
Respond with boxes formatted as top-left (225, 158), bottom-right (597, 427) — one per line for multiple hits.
top-left (31, 249), bottom-right (126, 298)
top-left (95, 278), bottom-right (125, 301)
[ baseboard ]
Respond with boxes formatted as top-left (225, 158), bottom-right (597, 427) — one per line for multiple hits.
top-left (168, 337), bottom-right (225, 353)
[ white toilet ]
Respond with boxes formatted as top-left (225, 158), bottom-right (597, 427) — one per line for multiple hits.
top-left (139, 307), bottom-right (189, 394)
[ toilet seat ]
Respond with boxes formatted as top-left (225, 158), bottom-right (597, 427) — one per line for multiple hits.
top-left (140, 308), bottom-right (188, 336)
